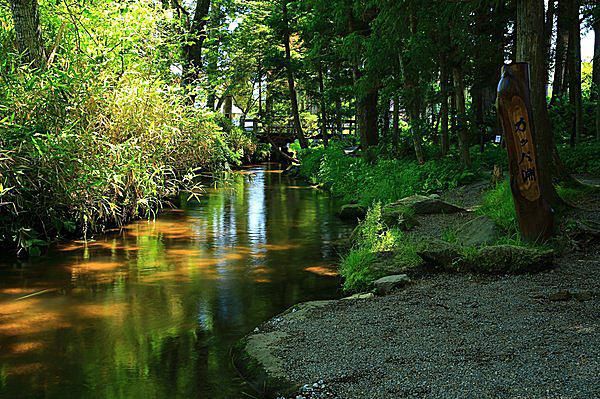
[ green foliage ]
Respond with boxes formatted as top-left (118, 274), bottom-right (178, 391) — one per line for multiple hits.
top-left (558, 142), bottom-right (600, 176)
top-left (298, 145), bottom-right (480, 207)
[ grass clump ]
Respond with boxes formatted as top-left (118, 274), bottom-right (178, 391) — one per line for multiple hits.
top-left (478, 181), bottom-right (518, 235)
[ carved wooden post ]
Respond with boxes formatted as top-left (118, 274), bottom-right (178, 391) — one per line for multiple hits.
top-left (496, 62), bottom-right (554, 242)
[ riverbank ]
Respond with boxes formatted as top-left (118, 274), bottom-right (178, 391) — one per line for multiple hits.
top-left (235, 241), bottom-right (599, 399)
top-left (234, 175), bottom-right (600, 399)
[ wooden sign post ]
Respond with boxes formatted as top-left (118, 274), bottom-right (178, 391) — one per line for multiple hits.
top-left (496, 62), bottom-right (553, 242)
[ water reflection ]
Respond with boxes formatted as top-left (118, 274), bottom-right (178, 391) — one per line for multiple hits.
top-left (0, 164), bottom-right (353, 399)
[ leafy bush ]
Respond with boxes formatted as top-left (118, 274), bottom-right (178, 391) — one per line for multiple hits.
top-left (0, 0), bottom-right (258, 254)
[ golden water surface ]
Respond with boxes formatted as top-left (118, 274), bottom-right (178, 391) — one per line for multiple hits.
top-left (0, 165), bottom-right (353, 399)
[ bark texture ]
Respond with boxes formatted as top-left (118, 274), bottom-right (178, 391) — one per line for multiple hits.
top-left (551, 0), bottom-right (570, 105)
top-left (9, 0), bottom-right (46, 68)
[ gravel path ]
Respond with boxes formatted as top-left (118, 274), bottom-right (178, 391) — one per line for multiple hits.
top-left (244, 244), bottom-right (599, 399)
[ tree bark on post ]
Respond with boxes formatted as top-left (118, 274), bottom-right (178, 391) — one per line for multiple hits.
top-left (497, 63), bottom-right (554, 242)
top-left (282, 0), bottom-right (308, 149)
top-left (9, 0), bottom-right (46, 68)
top-left (516, 0), bottom-right (564, 207)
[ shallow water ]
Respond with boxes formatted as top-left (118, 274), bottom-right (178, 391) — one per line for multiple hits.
top-left (0, 165), bottom-right (353, 399)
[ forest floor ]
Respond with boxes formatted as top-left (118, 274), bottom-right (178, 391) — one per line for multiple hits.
top-left (235, 176), bottom-right (600, 399)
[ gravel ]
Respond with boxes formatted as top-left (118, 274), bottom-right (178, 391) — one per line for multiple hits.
top-left (265, 245), bottom-right (599, 399)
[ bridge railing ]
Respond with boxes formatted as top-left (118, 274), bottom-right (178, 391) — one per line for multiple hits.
top-left (244, 118), bottom-right (357, 139)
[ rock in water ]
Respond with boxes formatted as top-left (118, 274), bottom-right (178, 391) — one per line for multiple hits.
top-left (373, 274), bottom-right (412, 295)
top-left (282, 165), bottom-right (301, 177)
top-left (337, 204), bottom-right (367, 221)
top-left (455, 216), bottom-right (501, 247)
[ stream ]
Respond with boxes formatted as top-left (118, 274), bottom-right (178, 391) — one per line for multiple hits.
top-left (0, 164), bottom-right (353, 399)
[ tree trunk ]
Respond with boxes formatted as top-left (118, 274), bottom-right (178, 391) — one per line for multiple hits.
top-left (356, 88), bottom-right (379, 148)
top-left (551, 0), bottom-right (570, 105)
top-left (282, 0), bottom-right (308, 149)
top-left (593, 10), bottom-right (600, 104)
top-left (318, 63), bottom-right (329, 146)
top-left (392, 95), bottom-right (400, 149)
top-left (224, 95), bottom-right (233, 120)
top-left (440, 62), bottom-right (450, 156)
top-left (401, 11), bottom-right (424, 164)
top-left (450, 73), bottom-right (457, 136)
top-left (516, 0), bottom-right (563, 208)
top-left (594, 11), bottom-right (600, 140)
top-left (335, 98), bottom-right (342, 136)
top-left (382, 98), bottom-right (391, 142)
top-left (205, 2), bottom-right (224, 110)
top-left (9, 0), bottom-right (46, 68)
top-left (471, 83), bottom-right (485, 153)
top-left (452, 66), bottom-right (472, 167)
top-left (184, 0), bottom-right (211, 85)
top-left (544, 0), bottom-right (556, 75)
top-left (567, 0), bottom-right (582, 147)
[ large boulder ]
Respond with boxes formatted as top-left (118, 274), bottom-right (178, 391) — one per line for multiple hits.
top-left (417, 239), bottom-right (463, 271)
top-left (370, 250), bottom-right (425, 277)
top-left (455, 216), bottom-right (501, 247)
top-left (373, 274), bottom-right (412, 295)
top-left (467, 245), bottom-right (554, 274)
top-left (337, 204), bottom-right (367, 221)
top-left (389, 194), bottom-right (465, 215)
top-left (418, 240), bottom-right (554, 274)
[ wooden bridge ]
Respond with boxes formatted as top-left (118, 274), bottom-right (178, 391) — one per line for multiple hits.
top-left (243, 119), bottom-right (357, 146)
